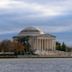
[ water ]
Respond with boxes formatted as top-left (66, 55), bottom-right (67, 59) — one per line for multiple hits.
top-left (0, 58), bottom-right (72, 72)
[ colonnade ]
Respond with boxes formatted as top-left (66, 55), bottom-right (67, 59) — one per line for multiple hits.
top-left (33, 38), bottom-right (56, 51)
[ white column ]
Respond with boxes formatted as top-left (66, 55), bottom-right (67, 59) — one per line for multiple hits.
top-left (44, 39), bottom-right (46, 51)
top-left (47, 39), bottom-right (49, 50)
top-left (45, 39), bottom-right (47, 51)
top-left (35, 39), bottom-right (37, 50)
top-left (42, 39), bottom-right (43, 51)
top-left (53, 39), bottom-right (56, 51)
top-left (52, 40), bottom-right (54, 50)
top-left (42, 39), bottom-right (44, 51)
top-left (50, 40), bottom-right (51, 50)
top-left (48, 39), bottom-right (50, 50)
top-left (36, 39), bottom-right (38, 50)
top-left (41, 39), bottom-right (42, 51)
top-left (51, 40), bottom-right (53, 50)
top-left (50, 40), bottom-right (52, 50)
top-left (45, 39), bottom-right (46, 51)
top-left (46, 39), bottom-right (48, 50)
top-left (40, 39), bottom-right (41, 51)
top-left (44, 39), bottom-right (46, 50)
top-left (47, 39), bottom-right (48, 51)
top-left (52, 40), bottom-right (53, 50)
top-left (38, 39), bottom-right (39, 50)
top-left (39, 39), bottom-right (41, 51)
top-left (43, 39), bottom-right (44, 51)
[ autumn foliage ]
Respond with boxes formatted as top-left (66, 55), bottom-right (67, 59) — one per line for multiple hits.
top-left (0, 40), bottom-right (25, 54)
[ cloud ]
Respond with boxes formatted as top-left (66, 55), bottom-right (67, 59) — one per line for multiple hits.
top-left (0, 0), bottom-right (12, 8)
top-left (0, 13), bottom-right (71, 34)
top-left (16, 0), bottom-right (72, 14)
top-left (0, 0), bottom-right (71, 19)
top-left (35, 25), bottom-right (72, 33)
top-left (0, 23), bottom-right (72, 35)
top-left (0, 0), bottom-right (69, 17)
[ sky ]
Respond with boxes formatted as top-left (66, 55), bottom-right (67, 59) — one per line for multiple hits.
top-left (0, 0), bottom-right (72, 46)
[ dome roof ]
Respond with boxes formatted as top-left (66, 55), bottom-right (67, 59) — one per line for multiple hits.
top-left (19, 27), bottom-right (44, 36)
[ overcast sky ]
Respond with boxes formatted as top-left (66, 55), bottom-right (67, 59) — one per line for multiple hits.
top-left (0, 0), bottom-right (72, 46)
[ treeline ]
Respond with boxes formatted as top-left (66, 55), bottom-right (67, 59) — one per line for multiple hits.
top-left (0, 39), bottom-right (71, 55)
top-left (0, 40), bottom-right (34, 55)
top-left (56, 41), bottom-right (71, 52)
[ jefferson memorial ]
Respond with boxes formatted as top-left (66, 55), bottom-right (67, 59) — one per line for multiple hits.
top-left (13, 27), bottom-right (56, 54)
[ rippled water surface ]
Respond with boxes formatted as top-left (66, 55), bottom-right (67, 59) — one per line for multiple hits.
top-left (0, 58), bottom-right (72, 72)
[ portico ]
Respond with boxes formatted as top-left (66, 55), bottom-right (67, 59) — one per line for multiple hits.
top-left (31, 36), bottom-right (56, 51)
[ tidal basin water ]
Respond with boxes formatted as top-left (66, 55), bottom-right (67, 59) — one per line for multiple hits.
top-left (0, 58), bottom-right (72, 72)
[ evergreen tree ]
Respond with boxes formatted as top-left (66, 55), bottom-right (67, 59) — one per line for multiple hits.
top-left (61, 42), bottom-right (66, 51)
top-left (56, 41), bottom-right (61, 50)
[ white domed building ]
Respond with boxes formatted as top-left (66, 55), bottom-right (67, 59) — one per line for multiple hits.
top-left (13, 27), bottom-right (56, 55)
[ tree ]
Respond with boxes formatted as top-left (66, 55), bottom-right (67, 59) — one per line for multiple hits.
top-left (0, 36), bottom-right (34, 55)
top-left (56, 41), bottom-right (61, 50)
top-left (56, 41), bottom-right (67, 52)
top-left (61, 42), bottom-right (66, 51)
top-left (17, 36), bottom-right (34, 55)
top-left (0, 40), bottom-right (12, 52)
top-left (12, 41), bottom-right (25, 55)
top-left (0, 40), bottom-right (25, 55)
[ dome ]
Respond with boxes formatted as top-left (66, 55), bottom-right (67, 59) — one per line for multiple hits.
top-left (19, 27), bottom-right (44, 36)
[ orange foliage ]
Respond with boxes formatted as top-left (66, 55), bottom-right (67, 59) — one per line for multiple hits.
top-left (0, 40), bottom-right (25, 53)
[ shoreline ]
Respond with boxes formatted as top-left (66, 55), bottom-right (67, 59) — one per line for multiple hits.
top-left (0, 56), bottom-right (72, 58)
